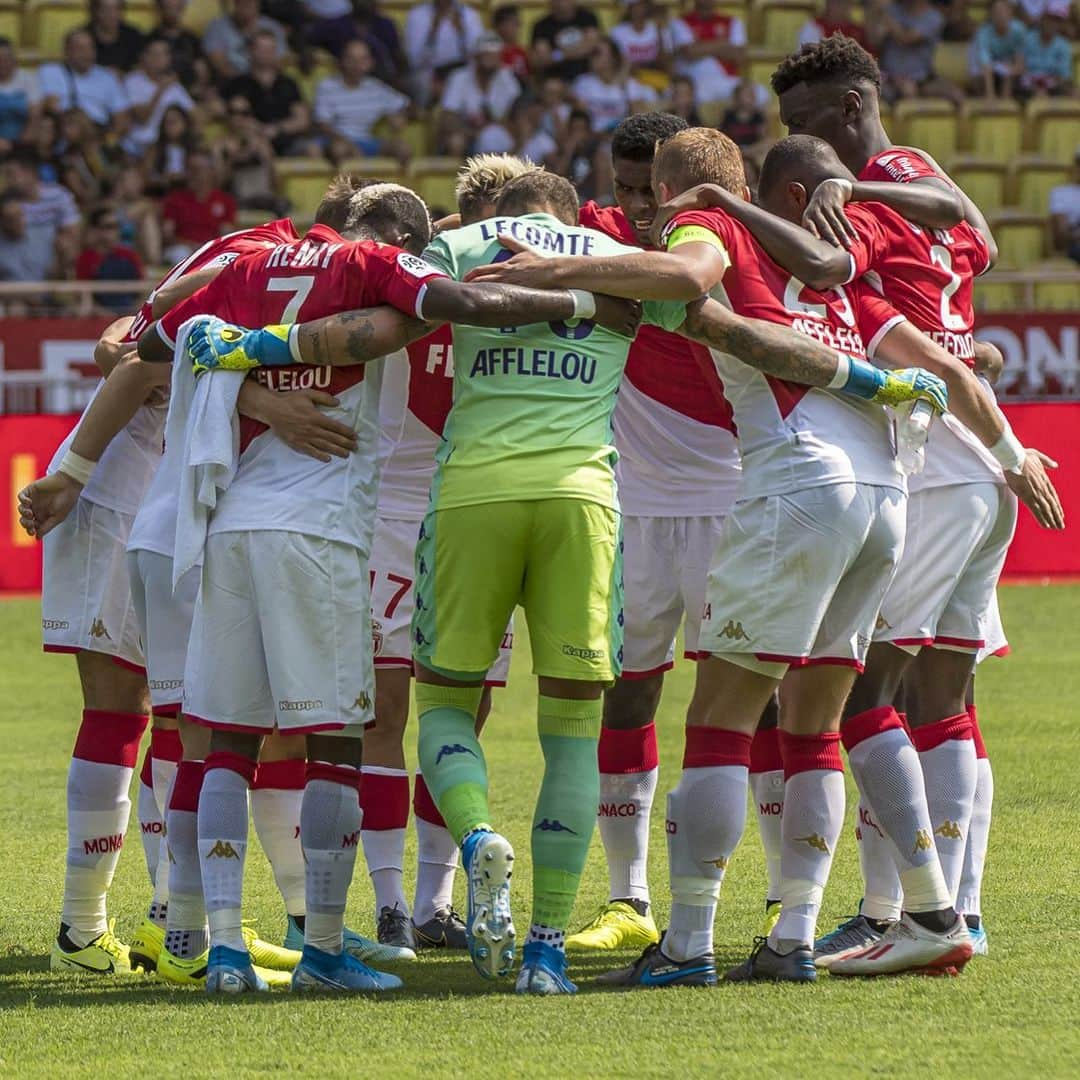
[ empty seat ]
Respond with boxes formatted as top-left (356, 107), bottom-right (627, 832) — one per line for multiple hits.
top-left (949, 157), bottom-right (1008, 214)
top-left (973, 278), bottom-right (1023, 312)
top-left (893, 100), bottom-right (958, 165)
top-left (759, 2), bottom-right (817, 52)
top-left (0, 3), bottom-right (23, 46)
top-left (1026, 98), bottom-right (1080, 162)
top-left (409, 157), bottom-right (463, 215)
top-left (963, 100), bottom-right (1022, 159)
top-left (30, 2), bottom-right (87, 57)
top-left (1011, 156), bottom-right (1071, 215)
top-left (276, 161), bottom-right (335, 218)
top-left (933, 41), bottom-right (968, 86)
top-left (988, 210), bottom-right (1048, 268)
top-left (746, 48), bottom-right (786, 92)
top-left (1031, 261), bottom-right (1080, 311)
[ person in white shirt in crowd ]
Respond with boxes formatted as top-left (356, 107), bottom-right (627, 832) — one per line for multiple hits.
top-left (405, 0), bottom-right (485, 106)
top-left (1049, 149), bottom-right (1080, 265)
top-left (123, 38), bottom-right (194, 156)
top-left (315, 38), bottom-right (412, 164)
top-left (203, 0), bottom-right (288, 82)
top-left (39, 29), bottom-right (131, 133)
top-left (610, 1), bottom-right (674, 87)
top-left (3, 146), bottom-right (81, 279)
top-left (669, 0), bottom-right (749, 104)
top-left (0, 37), bottom-right (41, 155)
top-left (1015, 0), bottom-right (1072, 27)
top-left (0, 192), bottom-right (55, 291)
top-left (438, 34), bottom-right (522, 155)
top-left (572, 37), bottom-right (658, 134)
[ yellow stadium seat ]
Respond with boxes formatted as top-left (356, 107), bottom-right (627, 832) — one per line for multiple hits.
top-left (973, 278), bottom-right (1023, 312)
top-left (1073, 43), bottom-right (1080, 87)
top-left (336, 157), bottom-right (406, 182)
top-left (30, 2), bottom-right (87, 57)
top-left (893, 100), bottom-right (958, 164)
top-left (184, 0), bottom-right (221, 33)
top-left (933, 42), bottom-right (968, 87)
top-left (1011, 156), bottom-right (1071, 215)
top-left (1026, 98), bottom-right (1080, 162)
top-left (1032, 261), bottom-right (1080, 311)
top-left (125, 2), bottom-right (157, 33)
top-left (747, 49), bottom-right (786, 93)
top-left (276, 161), bottom-right (335, 218)
top-left (292, 53), bottom-right (338, 102)
top-left (409, 157), bottom-right (464, 215)
top-left (988, 211), bottom-right (1048, 268)
top-left (949, 157), bottom-right (1008, 214)
top-left (759, 2), bottom-right (816, 53)
top-left (963, 100), bottom-right (1022, 159)
top-left (0, 3), bottom-right (22, 45)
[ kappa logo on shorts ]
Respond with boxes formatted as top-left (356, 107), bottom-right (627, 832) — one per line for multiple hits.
top-left (353, 692), bottom-right (371, 711)
top-left (534, 818), bottom-right (578, 835)
top-left (89, 618), bottom-right (111, 640)
top-left (875, 613), bottom-right (892, 631)
top-left (149, 679), bottom-right (183, 691)
top-left (913, 828), bottom-right (933, 854)
top-left (934, 820), bottom-right (963, 841)
top-left (279, 699), bottom-right (324, 711)
top-left (206, 840), bottom-right (240, 859)
top-left (718, 620), bottom-right (750, 642)
top-left (42, 618), bottom-right (70, 630)
top-left (795, 833), bottom-right (830, 854)
top-left (561, 644), bottom-right (605, 661)
top-left (435, 743), bottom-right (477, 765)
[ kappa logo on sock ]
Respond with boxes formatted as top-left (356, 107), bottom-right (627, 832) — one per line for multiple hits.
top-left (934, 820), bottom-right (963, 841)
top-left (206, 840), bottom-right (240, 859)
top-left (794, 833), bottom-right (830, 854)
top-left (718, 620), bottom-right (750, 642)
top-left (704, 855), bottom-right (729, 871)
top-left (342, 829), bottom-right (360, 848)
top-left (858, 805), bottom-right (885, 838)
top-left (913, 828), bottom-right (933, 854)
top-left (89, 618), bottom-right (111, 640)
top-left (534, 818), bottom-right (577, 835)
top-left (84, 834), bottom-right (123, 855)
top-left (435, 743), bottom-right (477, 765)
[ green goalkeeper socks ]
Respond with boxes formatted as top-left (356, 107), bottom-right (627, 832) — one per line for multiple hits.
top-left (415, 683), bottom-right (488, 844)
top-left (531, 695), bottom-right (602, 930)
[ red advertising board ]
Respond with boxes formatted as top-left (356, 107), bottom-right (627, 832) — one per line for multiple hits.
top-left (974, 313), bottom-right (1079, 399)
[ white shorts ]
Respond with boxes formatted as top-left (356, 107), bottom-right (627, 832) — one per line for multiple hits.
top-left (621, 513), bottom-right (726, 677)
top-left (977, 588), bottom-right (1009, 663)
top-left (184, 530), bottom-right (374, 736)
top-left (370, 515), bottom-right (512, 686)
top-left (698, 483), bottom-right (906, 676)
top-left (41, 498), bottom-right (144, 671)
top-left (876, 483), bottom-right (1017, 655)
top-left (127, 549), bottom-right (199, 712)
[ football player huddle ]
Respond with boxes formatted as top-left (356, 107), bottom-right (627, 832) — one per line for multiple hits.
top-left (19, 36), bottom-right (1064, 997)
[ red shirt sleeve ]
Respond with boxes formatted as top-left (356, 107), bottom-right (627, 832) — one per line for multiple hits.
top-left (661, 208), bottom-right (734, 251)
top-left (156, 275), bottom-right (223, 348)
top-left (851, 281), bottom-right (906, 358)
top-left (859, 149), bottom-right (939, 185)
top-left (74, 250), bottom-right (97, 280)
top-left (356, 244), bottom-right (449, 319)
top-left (843, 202), bottom-right (891, 278)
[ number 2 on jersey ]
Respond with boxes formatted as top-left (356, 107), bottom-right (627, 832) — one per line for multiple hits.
top-left (929, 245), bottom-right (967, 332)
top-left (267, 275), bottom-right (316, 321)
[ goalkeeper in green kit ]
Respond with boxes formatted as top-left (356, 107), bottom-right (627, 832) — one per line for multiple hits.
top-left (185, 170), bottom-right (948, 996)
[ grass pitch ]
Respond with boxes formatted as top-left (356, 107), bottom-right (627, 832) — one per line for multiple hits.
top-left (0, 584), bottom-right (1077, 1079)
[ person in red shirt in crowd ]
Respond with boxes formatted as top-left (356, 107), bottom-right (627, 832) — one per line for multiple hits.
top-left (75, 204), bottom-right (144, 313)
top-left (798, 0), bottom-right (871, 52)
top-left (494, 4), bottom-right (529, 80)
top-left (161, 149), bottom-right (236, 263)
top-left (669, 0), bottom-right (748, 104)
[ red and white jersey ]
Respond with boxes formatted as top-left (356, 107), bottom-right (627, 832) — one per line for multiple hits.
top-left (151, 227), bottom-right (446, 555)
top-left (854, 149), bottom-right (1002, 492)
top-left (580, 202), bottom-right (741, 516)
top-left (376, 323), bottom-right (455, 521)
top-left (51, 219), bottom-right (299, 517)
top-left (663, 208), bottom-right (904, 500)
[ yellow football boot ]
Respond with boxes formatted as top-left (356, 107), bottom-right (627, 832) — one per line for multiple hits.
top-left (566, 901), bottom-right (660, 952)
top-left (51, 920), bottom-right (133, 975)
top-left (158, 946), bottom-right (291, 988)
top-left (242, 925), bottom-right (302, 971)
top-left (760, 900), bottom-right (782, 938)
top-left (128, 918), bottom-right (165, 972)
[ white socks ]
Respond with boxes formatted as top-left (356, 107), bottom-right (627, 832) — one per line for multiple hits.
top-left (959, 755), bottom-right (993, 919)
top-left (413, 772), bottom-right (458, 925)
top-left (749, 726), bottom-right (785, 904)
top-left (769, 732), bottom-right (845, 954)
top-left (855, 798), bottom-right (904, 922)
top-left (197, 753), bottom-right (254, 951)
top-left (359, 766), bottom-right (410, 919)
top-left (302, 764), bottom-right (363, 955)
top-left (165, 759), bottom-right (208, 958)
top-left (664, 727), bottom-right (751, 962)
top-left (250, 767), bottom-right (306, 920)
top-left (597, 723), bottom-right (659, 905)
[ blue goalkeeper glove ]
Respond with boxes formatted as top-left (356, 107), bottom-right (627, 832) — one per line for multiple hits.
top-left (839, 357), bottom-right (949, 414)
top-left (187, 316), bottom-right (294, 377)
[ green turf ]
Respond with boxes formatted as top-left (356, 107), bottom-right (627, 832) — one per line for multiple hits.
top-left (0, 585), bottom-right (1078, 1079)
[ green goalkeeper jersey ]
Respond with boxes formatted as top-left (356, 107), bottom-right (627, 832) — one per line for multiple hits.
top-left (422, 212), bottom-right (685, 511)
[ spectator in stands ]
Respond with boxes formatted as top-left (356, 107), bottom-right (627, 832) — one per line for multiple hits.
top-left (537, 74), bottom-right (572, 139)
top-left (665, 73), bottom-right (702, 124)
top-left (970, 0), bottom-right (1028, 98)
top-left (875, 0), bottom-right (964, 103)
top-left (548, 106), bottom-right (605, 201)
top-left (144, 104), bottom-right (196, 193)
top-left (1016, 0), bottom-right (1073, 29)
top-left (495, 5), bottom-right (530, 81)
top-left (112, 163), bottom-right (161, 264)
top-left (223, 30), bottom-right (313, 157)
top-left (3, 148), bottom-right (81, 278)
top-left (669, 0), bottom-right (748, 105)
top-left (0, 192), bottom-right (54, 285)
top-left (1020, 13), bottom-right (1073, 96)
top-left (439, 34), bottom-right (522, 154)
top-left (610, 1), bottom-right (673, 86)
top-left (123, 38), bottom-right (194, 156)
top-left (204, 0), bottom-right (288, 82)
top-left (508, 93), bottom-right (558, 163)
top-left (218, 95), bottom-right (284, 213)
top-left (161, 149), bottom-right (236, 262)
top-left (149, 0), bottom-right (210, 98)
top-left (798, 0), bottom-right (870, 50)
top-left (354, 1), bottom-right (408, 87)
top-left (31, 113), bottom-right (61, 183)
top-left (1049, 149), bottom-right (1080, 264)
top-left (939, 0), bottom-right (976, 42)
top-left (86, 0), bottom-right (146, 74)
top-left (721, 79), bottom-right (766, 147)
top-left (405, 0), bottom-right (486, 106)
top-left (57, 108), bottom-right (125, 207)
top-left (76, 205), bottom-right (143, 313)
top-left (301, 0), bottom-right (362, 60)
top-left (531, 0), bottom-right (602, 81)
top-left (572, 37), bottom-right (658, 133)
top-left (0, 38), bottom-right (41, 155)
top-left (314, 38), bottom-right (412, 163)
top-left (39, 30), bottom-right (132, 133)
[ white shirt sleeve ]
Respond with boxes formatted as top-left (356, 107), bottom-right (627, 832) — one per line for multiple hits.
top-left (440, 68), bottom-right (469, 113)
top-left (19, 68), bottom-right (41, 105)
top-left (729, 17), bottom-right (747, 48)
top-left (463, 7), bottom-right (485, 53)
top-left (106, 69), bottom-right (130, 112)
top-left (373, 79), bottom-right (410, 119)
top-left (36, 64), bottom-right (65, 106)
top-left (313, 77), bottom-right (334, 125)
top-left (668, 17), bottom-right (694, 51)
top-left (489, 68), bottom-right (521, 120)
top-left (57, 185), bottom-right (82, 229)
top-left (404, 6), bottom-right (431, 67)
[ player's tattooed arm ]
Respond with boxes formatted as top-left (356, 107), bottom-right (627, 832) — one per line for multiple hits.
top-left (291, 306), bottom-right (432, 366)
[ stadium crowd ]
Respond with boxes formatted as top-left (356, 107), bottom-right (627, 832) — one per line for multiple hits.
top-left (0, 0), bottom-right (1078, 303)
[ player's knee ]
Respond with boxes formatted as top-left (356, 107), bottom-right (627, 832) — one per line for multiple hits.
top-left (843, 643), bottom-right (912, 719)
top-left (178, 715), bottom-right (210, 759)
top-left (308, 732), bottom-right (362, 768)
top-left (209, 728), bottom-right (261, 761)
top-left (603, 675), bottom-right (663, 729)
top-left (76, 651), bottom-right (149, 714)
